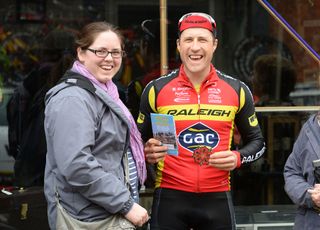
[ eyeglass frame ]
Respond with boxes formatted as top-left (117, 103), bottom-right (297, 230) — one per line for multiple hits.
top-left (85, 48), bottom-right (126, 58)
top-left (178, 12), bottom-right (217, 37)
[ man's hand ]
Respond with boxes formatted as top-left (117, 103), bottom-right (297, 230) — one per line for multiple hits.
top-left (208, 150), bottom-right (238, 171)
top-left (144, 138), bottom-right (168, 164)
top-left (124, 203), bottom-right (149, 227)
top-left (308, 184), bottom-right (320, 208)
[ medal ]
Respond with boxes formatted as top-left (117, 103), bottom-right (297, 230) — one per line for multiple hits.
top-left (192, 146), bottom-right (212, 166)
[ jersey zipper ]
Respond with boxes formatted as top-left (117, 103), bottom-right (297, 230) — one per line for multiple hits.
top-left (197, 91), bottom-right (201, 192)
top-left (197, 93), bottom-right (201, 121)
top-left (196, 83), bottom-right (204, 192)
top-left (182, 79), bottom-right (207, 192)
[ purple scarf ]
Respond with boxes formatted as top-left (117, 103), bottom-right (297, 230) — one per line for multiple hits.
top-left (71, 61), bottom-right (146, 184)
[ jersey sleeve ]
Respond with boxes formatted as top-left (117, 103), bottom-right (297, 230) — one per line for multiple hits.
top-left (137, 81), bottom-right (157, 142)
top-left (235, 82), bottom-right (265, 164)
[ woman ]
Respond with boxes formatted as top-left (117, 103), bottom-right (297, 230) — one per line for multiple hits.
top-left (284, 111), bottom-right (320, 230)
top-left (44, 21), bottom-right (149, 229)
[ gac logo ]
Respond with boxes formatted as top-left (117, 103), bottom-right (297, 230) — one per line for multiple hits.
top-left (178, 122), bottom-right (220, 152)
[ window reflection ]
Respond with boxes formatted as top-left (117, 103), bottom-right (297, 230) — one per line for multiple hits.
top-left (0, 0), bottom-right (319, 222)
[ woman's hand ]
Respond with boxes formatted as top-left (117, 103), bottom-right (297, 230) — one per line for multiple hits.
top-left (124, 203), bottom-right (149, 227)
top-left (144, 138), bottom-right (168, 164)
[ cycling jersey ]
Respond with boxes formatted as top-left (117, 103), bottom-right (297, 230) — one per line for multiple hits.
top-left (137, 64), bottom-right (265, 193)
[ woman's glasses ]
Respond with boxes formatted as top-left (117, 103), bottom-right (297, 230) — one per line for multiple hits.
top-left (86, 48), bottom-right (126, 58)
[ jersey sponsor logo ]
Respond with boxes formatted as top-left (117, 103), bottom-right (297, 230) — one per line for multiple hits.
top-left (167, 108), bottom-right (231, 117)
top-left (208, 94), bottom-right (221, 100)
top-left (207, 87), bottom-right (222, 103)
top-left (172, 87), bottom-right (190, 91)
top-left (208, 94), bottom-right (222, 103)
top-left (242, 148), bottom-right (264, 163)
top-left (248, 113), bottom-right (258, 126)
top-left (173, 88), bottom-right (191, 103)
top-left (174, 91), bottom-right (190, 97)
top-left (178, 122), bottom-right (220, 152)
top-left (174, 98), bottom-right (191, 103)
top-left (208, 87), bottom-right (221, 94)
top-left (137, 112), bottom-right (145, 124)
top-left (208, 99), bottom-right (222, 103)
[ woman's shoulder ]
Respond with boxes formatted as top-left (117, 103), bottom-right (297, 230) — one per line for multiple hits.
top-left (47, 81), bottom-right (97, 103)
top-left (45, 83), bottom-right (104, 119)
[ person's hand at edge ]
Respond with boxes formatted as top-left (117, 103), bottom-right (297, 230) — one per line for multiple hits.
top-left (124, 203), bottom-right (149, 227)
top-left (144, 138), bottom-right (168, 164)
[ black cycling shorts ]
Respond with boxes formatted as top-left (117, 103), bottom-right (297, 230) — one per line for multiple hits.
top-left (149, 188), bottom-right (236, 230)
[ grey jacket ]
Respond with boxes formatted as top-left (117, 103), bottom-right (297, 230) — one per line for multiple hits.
top-left (44, 71), bottom-right (134, 229)
top-left (284, 113), bottom-right (320, 230)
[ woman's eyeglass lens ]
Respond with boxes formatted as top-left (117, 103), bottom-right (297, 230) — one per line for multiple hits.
top-left (86, 48), bottom-right (126, 58)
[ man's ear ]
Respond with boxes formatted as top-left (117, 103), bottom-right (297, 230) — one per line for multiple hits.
top-left (213, 38), bottom-right (218, 52)
top-left (214, 38), bottom-right (218, 47)
top-left (176, 38), bottom-right (180, 52)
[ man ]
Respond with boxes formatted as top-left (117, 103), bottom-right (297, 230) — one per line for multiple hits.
top-left (137, 12), bottom-right (265, 230)
top-left (284, 111), bottom-right (320, 230)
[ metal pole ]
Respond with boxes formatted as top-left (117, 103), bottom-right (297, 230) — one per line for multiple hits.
top-left (160, 0), bottom-right (168, 75)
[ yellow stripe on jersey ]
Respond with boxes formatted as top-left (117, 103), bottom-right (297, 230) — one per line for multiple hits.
top-left (228, 172), bottom-right (231, 190)
top-left (155, 159), bottom-right (165, 188)
top-left (229, 120), bottom-right (235, 149)
top-left (158, 104), bottom-right (238, 121)
top-left (137, 85), bottom-right (157, 124)
top-left (239, 87), bottom-right (245, 111)
top-left (188, 128), bottom-right (210, 132)
top-left (239, 87), bottom-right (258, 127)
top-left (148, 86), bottom-right (157, 112)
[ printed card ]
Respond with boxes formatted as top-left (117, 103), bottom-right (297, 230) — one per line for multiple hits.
top-left (150, 113), bottom-right (178, 156)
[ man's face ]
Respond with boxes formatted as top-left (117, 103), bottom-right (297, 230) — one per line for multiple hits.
top-left (177, 28), bottom-right (218, 80)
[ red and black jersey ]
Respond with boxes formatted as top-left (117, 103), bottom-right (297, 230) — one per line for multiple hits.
top-left (137, 64), bottom-right (265, 193)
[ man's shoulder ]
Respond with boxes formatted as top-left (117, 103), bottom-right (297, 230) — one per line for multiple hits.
top-left (216, 69), bottom-right (239, 82)
top-left (306, 113), bottom-right (320, 128)
top-left (215, 69), bottom-right (253, 94)
top-left (155, 68), bottom-right (180, 82)
top-left (145, 68), bottom-right (180, 90)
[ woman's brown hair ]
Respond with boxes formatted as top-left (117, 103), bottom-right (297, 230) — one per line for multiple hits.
top-left (75, 21), bottom-right (125, 50)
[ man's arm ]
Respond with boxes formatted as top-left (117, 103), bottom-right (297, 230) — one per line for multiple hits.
top-left (235, 83), bottom-right (266, 164)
